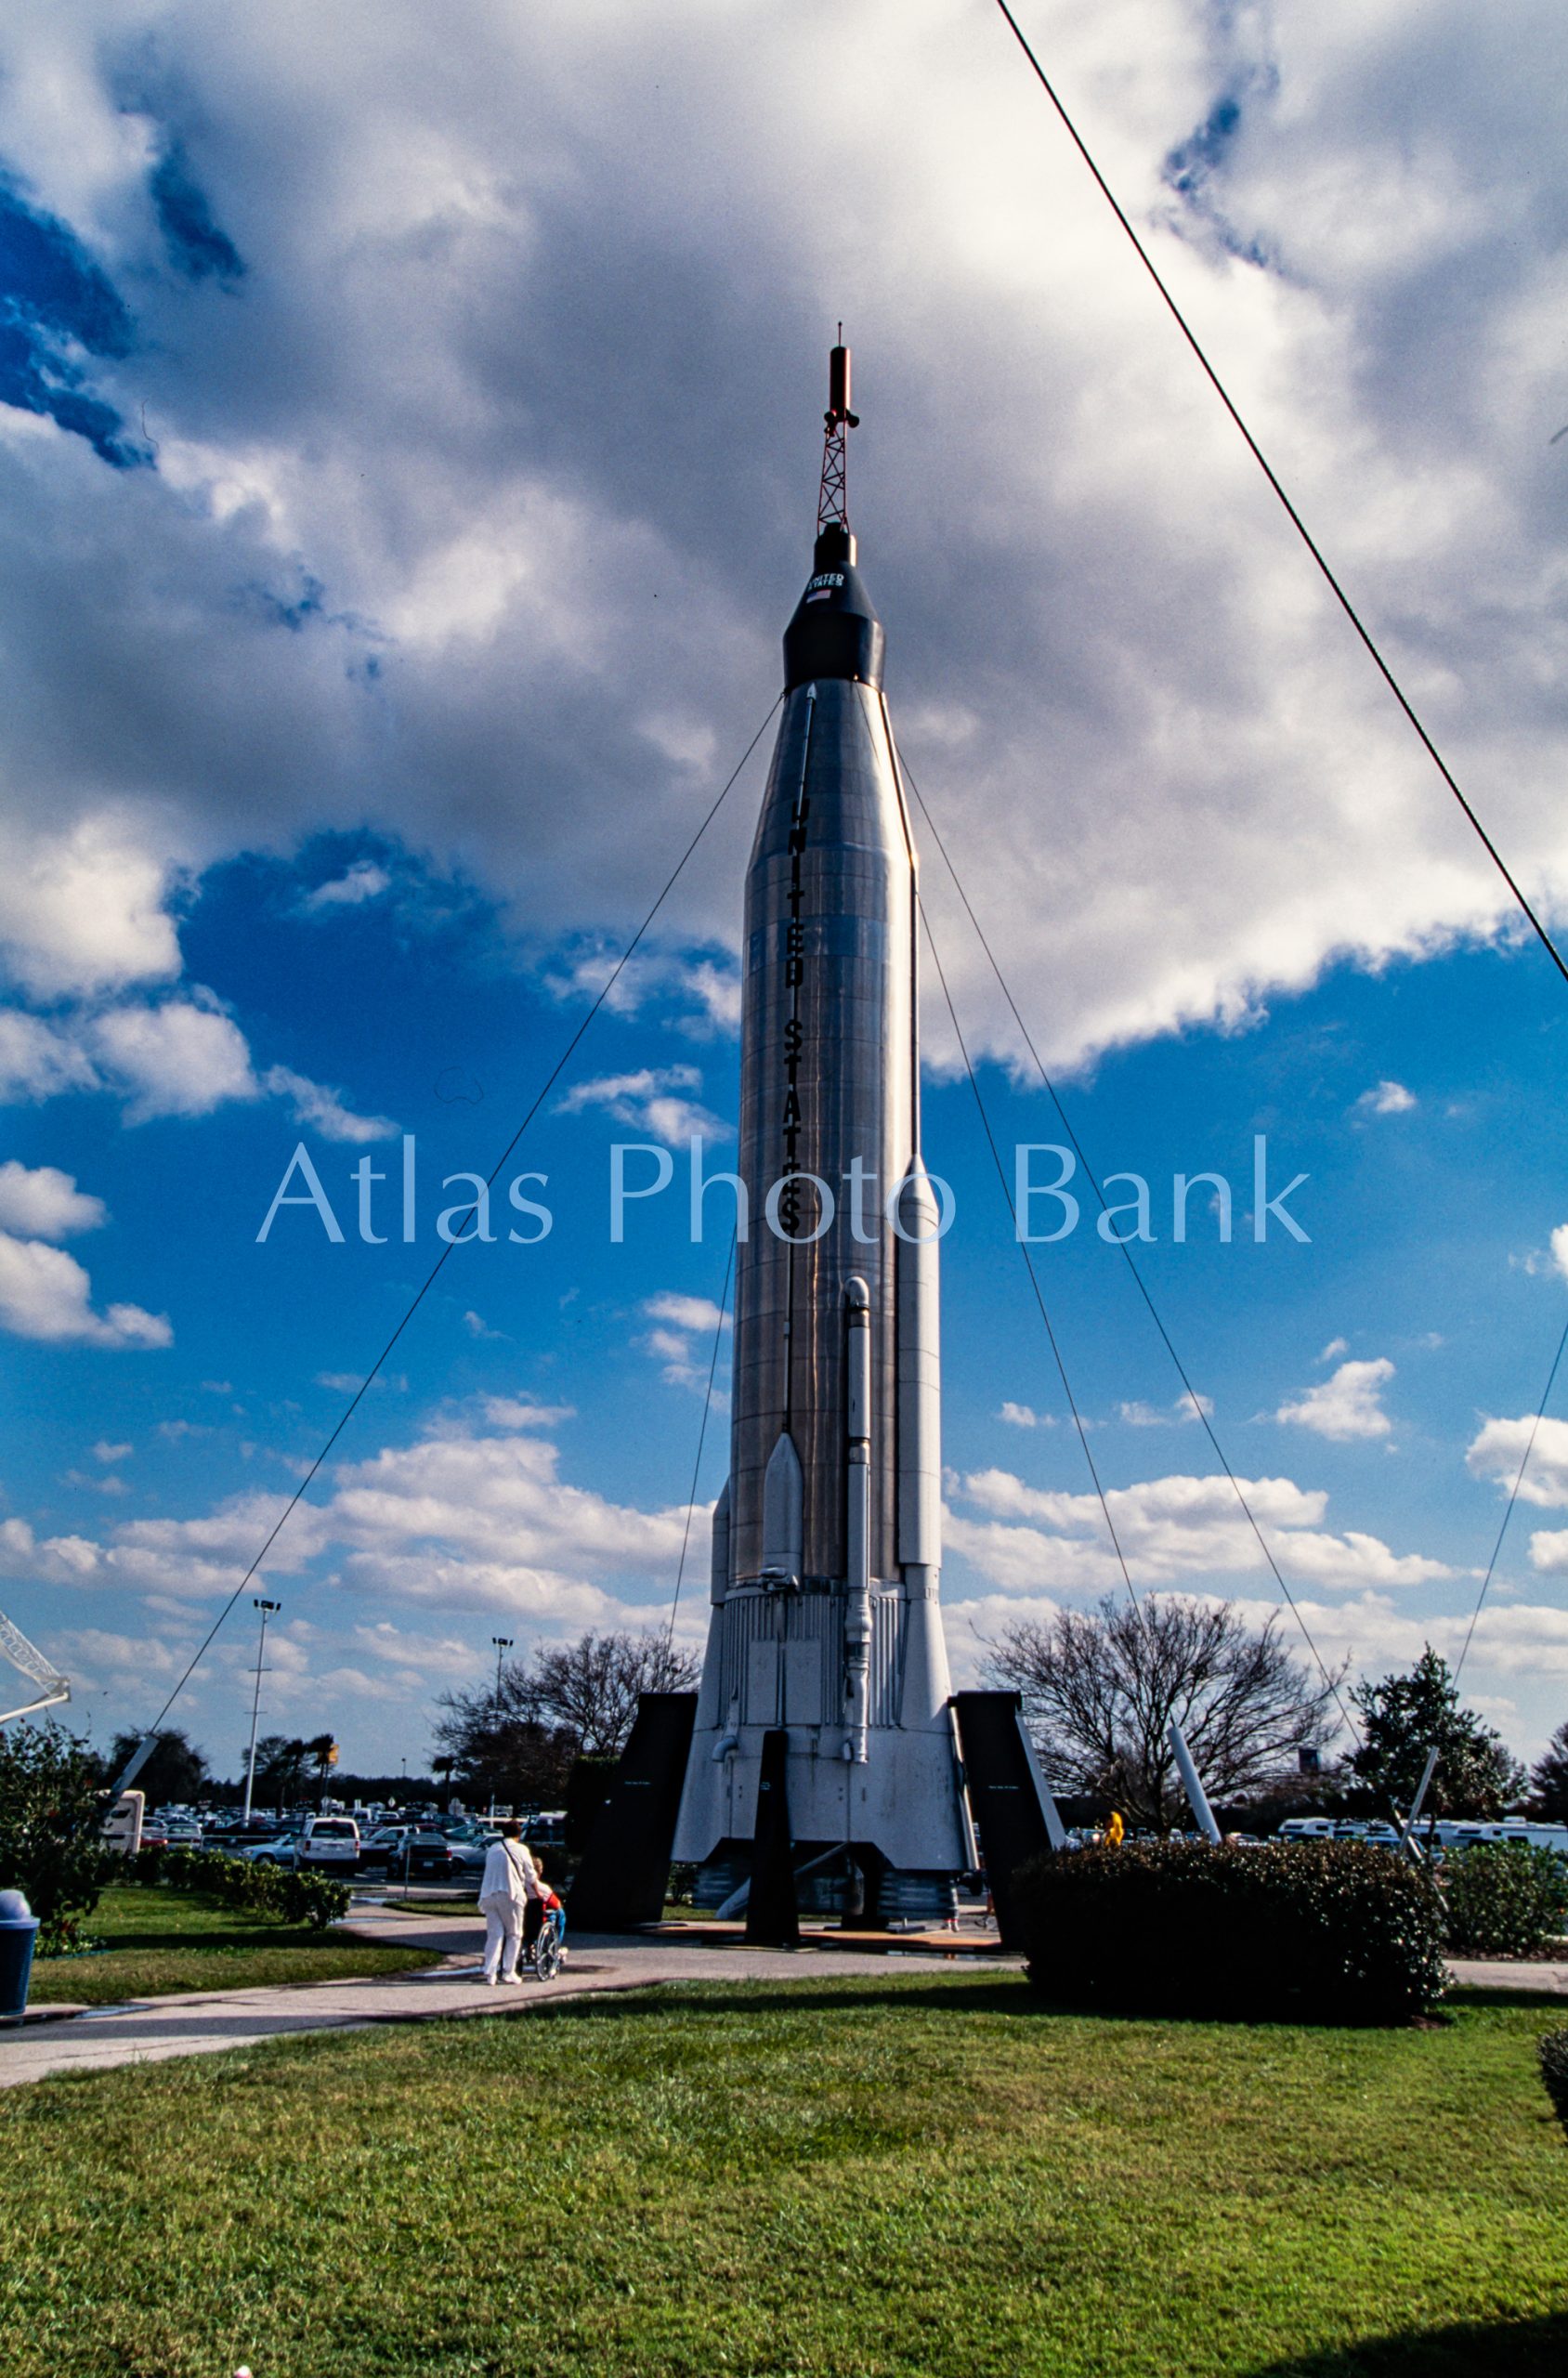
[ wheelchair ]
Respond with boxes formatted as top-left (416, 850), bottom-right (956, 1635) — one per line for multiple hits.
top-left (525, 1902), bottom-right (566, 1981)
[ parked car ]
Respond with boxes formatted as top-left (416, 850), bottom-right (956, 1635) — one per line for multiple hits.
top-left (238, 1833), bottom-right (304, 1866)
top-left (297, 1816), bottom-right (360, 1871)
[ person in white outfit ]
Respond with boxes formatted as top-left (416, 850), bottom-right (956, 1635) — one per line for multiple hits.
top-left (477, 1820), bottom-right (542, 1984)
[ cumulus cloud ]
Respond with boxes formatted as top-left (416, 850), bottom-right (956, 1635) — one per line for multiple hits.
top-left (555, 1066), bottom-right (726, 1144)
top-left (261, 1065), bottom-right (396, 1143)
top-left (0, 817), bottom-right (180, 999)
top-left (0, 1228), bottom-right (169, 1347)
top-left (637, 1287), bottom-right (731, 1390)
top-left (0, 1012), bottom-right (97, 1103)
top-left (1276, 1356), bottom-right (1395, 1441)
top-left (0, 1160), bottom-right (105, 1240)
top-left (300, 860), bottom-right (390, 912)
top-left (17, 1399), bottom-right (703, 1635)
top-left (1117, 1392), bottom-right (1214, 1427)
top-left (947, 1463), bottom-right (1449, 1596)
top-left (87, 996), bottom-right (257, 1121)
top-left (0, 993), bottom-right (393, 1136)
top-left (1466, 1414), bottom-right (1568, 1509)
top-left (0, 2), bottom-right (1563, 1085)
top-left (644, 1291), bottom-right (729, 1335)
top-left (1353, 1080), bottom-right (1417, 1117)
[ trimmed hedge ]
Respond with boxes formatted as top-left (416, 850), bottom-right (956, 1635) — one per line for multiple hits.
top-left (1015, 1838), bottom-right (1446, 2024)
top-left (126, 1844), bottom-right (350, 1931)
top-left (1540, 2030), bottom-right (1568, 2136)
top-left (1441, 1843), bottom-right (1568, 1959)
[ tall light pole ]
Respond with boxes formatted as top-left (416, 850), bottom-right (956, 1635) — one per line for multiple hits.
top-left (491, 1637), bottom-right (513, 1706)
top-left (242, 1599), bottom-right (281, 1823)
top-left (490, 1638), bottom-right (513, 1818)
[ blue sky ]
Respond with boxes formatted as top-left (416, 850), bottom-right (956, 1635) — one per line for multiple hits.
top-left (2, 1), bottom-right (1567, 1777)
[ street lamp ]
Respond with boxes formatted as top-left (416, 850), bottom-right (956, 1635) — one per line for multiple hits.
top-left (491, 1637), bottom-right (514, 1706)
top-left (490, 1638), bottom-right (514, 1818)
top-left (242, 1599), bottom-right (281, 1823)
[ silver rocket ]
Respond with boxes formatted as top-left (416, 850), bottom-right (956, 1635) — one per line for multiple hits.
top-left (673, 347), bottom-right (972, 1921)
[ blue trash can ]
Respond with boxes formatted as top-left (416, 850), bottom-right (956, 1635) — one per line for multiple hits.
top-left (0, 1888), bottom-right (39, 2021)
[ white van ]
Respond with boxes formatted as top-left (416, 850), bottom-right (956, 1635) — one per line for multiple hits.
top-left (298, 1815), bottom-right (360, 1872)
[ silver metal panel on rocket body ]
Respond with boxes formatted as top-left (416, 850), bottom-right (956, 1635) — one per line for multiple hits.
top-left (672, 618), bottom-right (971, 1884)
top-left (727, 677), bottom-right (914, 1587)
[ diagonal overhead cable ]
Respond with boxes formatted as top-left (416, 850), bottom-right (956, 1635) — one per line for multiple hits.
top-left (665, 1231), bottom-right (736, 1647)
top-left (1453, 1312), bottom-right (1568, 1686)
top-left (992, 0), bottom-right (1568, 990)
top-left (114, 698), bottom-right (782, 1790)
top-left (918, 899), bottom-right (1141, 1608)
top-left (907, 753), bottom-right (1362, 1744)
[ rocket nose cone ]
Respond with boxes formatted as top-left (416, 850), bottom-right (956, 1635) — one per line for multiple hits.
top-left (783, 526), bottom-right (885, 692)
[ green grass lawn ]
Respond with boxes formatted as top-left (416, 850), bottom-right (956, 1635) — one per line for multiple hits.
top-left (2, 1974), bottom-right (1565, 2376)
top-left (27, 1884), bottom-right (431, 2005)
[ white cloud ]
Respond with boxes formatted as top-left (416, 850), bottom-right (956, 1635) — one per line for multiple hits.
top-left (92, 1441), bottom-right (132, 1463)
top-left (635, 1288), bottom-right (731, 1389)
top-left (1552, 1224), bottom-right (1568, 1286)
top-left (20, 1401), bottom-right (700, 1643)
top-left (1276, 1356), bottom-right (1395, 1441)
top-left (1117, 1392), bottom-right (1213, 1427)
top-left (0, 1231), bottom-right (170, 1348)
top-left (0, 817), bottom-right (180, 999)
top-left (0, 999), bottom-right (391, 1140)
top-left (1354, 1080), bottom-right (1417, 1117)
top-left (261, 1065), bottom-right (396, 1143)
top-left (2, 5), bottom-right (1568, 1076)
top-left (947, 1463), bottom-right (1449, 1596)
top-left (89, 996), bottom-right (257, 1122)
top-left (555, 1066), bottom-right (727, 1145)
top-left (643, 1291), bottom-right (729, 1334)
top-left (1318, 1337), bottom-right (1349, 1363)
top-left (1466, 1413), bottom-right (1568, 1509)
top-left (998, 1401), bottom-right (1051, 1429)
top-left (300, 861), bottom-right (391, 911)
top-left (0, 1012), bottom-right (97, 1104)
top-left (0, 1161), bottom-right (105, 1241)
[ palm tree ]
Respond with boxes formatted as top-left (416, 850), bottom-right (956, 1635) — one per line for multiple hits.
top-left (306, 1733), bottom-right (338, 1810)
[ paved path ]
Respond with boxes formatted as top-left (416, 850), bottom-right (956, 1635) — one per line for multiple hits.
top-left (0, 1908), bottom-right (999, 2090)
top-left (1447, 1956), bottom-right (1568, 1996)
top-left (7, 1917), bottom-right (1561, 2093)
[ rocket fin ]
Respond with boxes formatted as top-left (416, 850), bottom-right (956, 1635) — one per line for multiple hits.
top-left (761, 1430), bottom-right (804, 1575)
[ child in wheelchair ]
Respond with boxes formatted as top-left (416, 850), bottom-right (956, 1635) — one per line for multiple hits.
top-left (523, 1856), bottom-right (568, 1980)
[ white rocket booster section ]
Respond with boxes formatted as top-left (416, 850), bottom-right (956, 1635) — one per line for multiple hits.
top-left (673, 442), bottom-right (970, 1910)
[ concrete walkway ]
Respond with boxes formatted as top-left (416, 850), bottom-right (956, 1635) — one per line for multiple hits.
top-left (6, 1914), bottom-right (1561, 2093)
top-left (0, 1907), bottom-right (998, 2090)
top-left (1447, 1955), bottom-right (1568, 1996)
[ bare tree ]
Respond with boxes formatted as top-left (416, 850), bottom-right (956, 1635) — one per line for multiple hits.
top-left (433, 1627), bottom-right (699, 1799)
top-left (529, 1629), bottom-right (699, 1756)
top-left (981, 1595), bottom-right (1341, 1834)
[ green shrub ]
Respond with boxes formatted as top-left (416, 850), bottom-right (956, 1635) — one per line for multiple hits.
top-left (0, 1722), bottom-right (105, 1951)
top-left (1441, 1844), bottom-right (1568, 1958)
top-left (127, 1846), bottom-right (349, 1931)
top-left (1540, 2030), bottom-right (1568, 2134)
top-left (1015, 1838), bottom-right (1446, 2024)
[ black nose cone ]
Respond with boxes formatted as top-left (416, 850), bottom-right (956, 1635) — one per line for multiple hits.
top-left (782, 523), bottom-right (885, 692)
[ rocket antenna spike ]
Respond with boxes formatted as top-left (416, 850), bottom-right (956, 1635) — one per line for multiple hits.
top-left (817, 333), bottom-right (859, 537)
